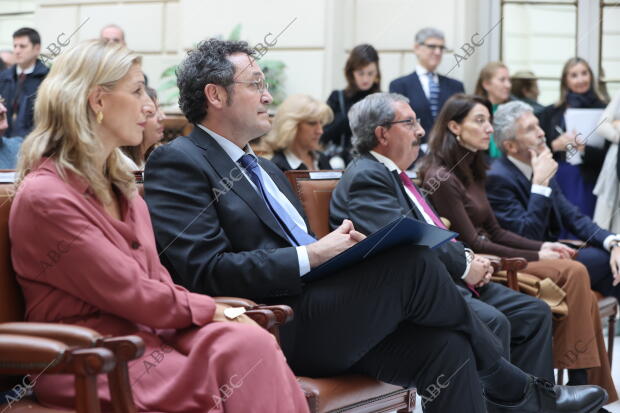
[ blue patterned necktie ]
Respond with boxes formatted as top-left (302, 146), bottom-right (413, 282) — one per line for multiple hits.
top-left (427, 72), bottom-right (440, 120)
top-left (238, 154), bottom-right (317, 246)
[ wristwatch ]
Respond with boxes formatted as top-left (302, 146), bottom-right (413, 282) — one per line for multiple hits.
top-left (610, 240), bottom-right (620, 250)
top-left (224, 307), bottom-right (247, 320)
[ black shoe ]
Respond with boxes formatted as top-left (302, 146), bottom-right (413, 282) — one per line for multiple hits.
top-left (485, 376), bottom-right (607, 412)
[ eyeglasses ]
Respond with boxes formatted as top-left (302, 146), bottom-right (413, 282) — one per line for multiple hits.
top-left (382, 118), bottom-right (422, 131)
top-left (421, 43), bottom-right (446, 52)
top-left (233, 77), bottom-right (270, 94)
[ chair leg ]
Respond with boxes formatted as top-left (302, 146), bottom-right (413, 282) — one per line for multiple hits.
top-left (608, 310), bottom-right (616, 366)
top-left (556, 369), bottom-right (564, 385)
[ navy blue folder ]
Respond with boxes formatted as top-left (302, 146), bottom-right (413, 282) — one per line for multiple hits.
top-left (303, 216), bottom-right (458, 282)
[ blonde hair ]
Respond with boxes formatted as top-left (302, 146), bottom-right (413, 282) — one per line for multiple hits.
top-left (16, 39), bottom-right (141, 204)
top-left (264, 94), bottom-right (333, 152)
top-left (475, 61), bottom-right (508, 99)
top-left (556, 57), bottom-right (606, 108)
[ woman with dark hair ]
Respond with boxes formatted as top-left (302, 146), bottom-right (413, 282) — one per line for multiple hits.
top-left (321, 43), bottom-right (381, 166)
top-left (120, 86), bottom-right (165, 170)
top-left (418, 93), bottom-right (617, 399)
top-left (539, 57), bottom-right (608, 220)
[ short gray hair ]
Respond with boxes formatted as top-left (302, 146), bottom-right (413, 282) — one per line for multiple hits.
top-left (493, 100), bottom-right (534, 153)
top-left (349, 92), bottom-right (409, 154)
top-left (415, 28), bottom-right (445, 44)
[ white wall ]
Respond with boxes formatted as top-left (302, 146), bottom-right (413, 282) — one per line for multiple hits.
top-left (1, 0), bottom-right (617, 107)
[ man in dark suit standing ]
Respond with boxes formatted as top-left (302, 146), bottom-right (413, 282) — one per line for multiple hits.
top-left (389, 27), bottom-right (464, 147)
top-left (487, 100), bottom-right (620, 302)
top-left (0, 27), bottom-right (48, 138)
top-left (144, 39), bottom-right (605, 413)
top-left (329, 92), bottom-right (553, 382)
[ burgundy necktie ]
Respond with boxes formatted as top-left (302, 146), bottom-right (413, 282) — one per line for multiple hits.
top-left (399, 171), bottom-right (448, 230)
top-left (399, 172), bottom-right (479, 295)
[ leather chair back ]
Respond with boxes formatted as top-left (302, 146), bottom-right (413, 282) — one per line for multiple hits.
top-left (285, 171), bottom-right (342, 239)
top-left (0, 183), bottom-right (25, 323)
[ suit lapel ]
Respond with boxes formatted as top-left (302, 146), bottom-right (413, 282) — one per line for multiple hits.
top-left (501, 157), bottom-right (559, 230)
top-left (437, 75), bottom-right (451, 105)
top-left (410, 72), bottom-right (431, 107)
top-left (188, 128), bottom-right (294, 244)
top-left (259, 159), bottom-right (309, 222)
top-left (362, 151), bottom-right (422, 220)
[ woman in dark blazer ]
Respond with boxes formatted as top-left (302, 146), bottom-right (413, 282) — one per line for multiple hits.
top-left (265, 94), bottom-right (334, 171)
top-left (538, 57), bottom-right (608, 221)
top-left (321, 44), bottom-right (381, 166)
top-left (418, 93), bottom-right (617, 397)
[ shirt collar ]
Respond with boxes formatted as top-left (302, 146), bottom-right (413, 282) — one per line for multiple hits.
top-left (416, 66), bottom-right (435, 78)
top-left (370, 150), bottom-right (402, 174)
top-left (197, 124), bottom-right (254, 162)
top-left (283, 149), bottom-right (303, 169)
top-left (283, 148), bottom-right (318, 170)
top-left (16, 64), bottom-right (35, 76)
top-left (507, 155), bottom-right (533, 181)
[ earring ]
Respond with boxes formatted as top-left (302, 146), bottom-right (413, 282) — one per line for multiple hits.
top-left (96, 111), bottom-right (104, 124)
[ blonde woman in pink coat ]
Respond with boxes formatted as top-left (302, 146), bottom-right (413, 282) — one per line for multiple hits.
top-left (9, 39), bottom-right (309, 413)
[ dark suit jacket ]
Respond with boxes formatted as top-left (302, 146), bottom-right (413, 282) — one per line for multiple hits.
top-left (329, 154), bottom-right (467, 282)
top-left (389, 71), bottom-right (464, 141)
top-left (144, 126), bottom-right (313, 301)
top-left (270, 150), bottom-right (332, 172)
top-left (0, 59), bottom-right (49, 137)
top-left (486, 156), bottom-right (611, 248)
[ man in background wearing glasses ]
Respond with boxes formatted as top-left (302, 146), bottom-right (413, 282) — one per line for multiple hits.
top-left (389, 27), bottom-right (465, 150)
top-left (0, 96), bottom-right (23, 169)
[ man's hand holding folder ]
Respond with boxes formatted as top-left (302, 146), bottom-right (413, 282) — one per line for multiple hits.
top-left (303, 216), bottom-right (458, 282)
top-left (307, 219), bottom-right (367, 268)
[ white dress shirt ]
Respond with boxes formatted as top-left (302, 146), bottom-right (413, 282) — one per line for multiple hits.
top-left (507, 155), bottom-right (620, 250)
top-left (415, 66), bottom-right (439, 100)
top-left (198, 124), bottom-right (311, 275)
top-left (370, 150), bottom-right (472, 279)
top-left (16, 63), bottom-right (35, 76)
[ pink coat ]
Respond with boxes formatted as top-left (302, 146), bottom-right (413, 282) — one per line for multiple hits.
top-left (9, 159), bottom-right (308, 413)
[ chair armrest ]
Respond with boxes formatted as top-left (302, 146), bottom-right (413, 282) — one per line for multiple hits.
top-left (0, 322), bottom-right (101, 347)
top-left (0, 334), bottom-right (115, 376)
top-left (213, 298), bottom-right (294, 326)
top-left (0, 323), bottom-right (144, 413)
top-left (245, 309), bottom-right (277, 330)
top-left (498, 257), bottom-right (528, 291)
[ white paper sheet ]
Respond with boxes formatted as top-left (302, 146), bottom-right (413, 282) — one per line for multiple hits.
top-left (563, 108), bottom-right (606, 166)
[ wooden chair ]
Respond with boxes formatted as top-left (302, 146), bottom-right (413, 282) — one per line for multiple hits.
top-left (161, 113), bottom-right (193, 144)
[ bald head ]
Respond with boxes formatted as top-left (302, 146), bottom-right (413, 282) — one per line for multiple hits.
top-left (100, 25), bottom-right (125, 45)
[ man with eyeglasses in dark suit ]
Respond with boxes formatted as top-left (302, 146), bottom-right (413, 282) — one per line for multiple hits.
top-left (389, 27), bottom-right (464, 149)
